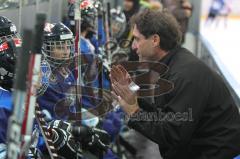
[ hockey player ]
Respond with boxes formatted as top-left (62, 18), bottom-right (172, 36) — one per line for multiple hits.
top-left (0, 18), bottom-right (79, 157)
top-left (0, 18), bottom-right (110, 158)
top-left (38, 22), bottom-right (112, 158)
top-left (37, 22), bottom-right (78, 120)
top-left (0, 17), bottom-right (79, 158)
top-left (38, 22), bottom-right (100, 122)
top-left (0, 16), bottom-right (22, 158)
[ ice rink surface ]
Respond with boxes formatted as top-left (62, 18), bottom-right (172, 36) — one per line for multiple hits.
top-left (200, 18), bottom-right (240, 99)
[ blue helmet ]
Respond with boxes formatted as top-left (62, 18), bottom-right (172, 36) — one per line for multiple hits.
top-left (42, 22), bottom-right (75, 69)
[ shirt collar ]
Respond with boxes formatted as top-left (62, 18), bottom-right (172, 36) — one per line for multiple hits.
top-left (159, 46), bottom-right (180, 65)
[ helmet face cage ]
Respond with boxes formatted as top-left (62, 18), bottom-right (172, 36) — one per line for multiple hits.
top-left (42, 39), bottom-right (75, 69)
top-left (0, 33), bottom-right (20, 58)
top-left (0, 32), bottom-right (20, 43)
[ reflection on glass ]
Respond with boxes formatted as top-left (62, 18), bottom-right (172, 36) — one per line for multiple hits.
top-left (0, 0), bottom-right (50, 10)
top-left (0, 0), bottom-right (19, 10)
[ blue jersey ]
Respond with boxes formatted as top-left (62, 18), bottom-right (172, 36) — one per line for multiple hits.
top-left (0, 68), bottom-right (118, 158)
top-left (37, 69), bottom-right (119, 159)
top-left (37, 67), bottom-right (100, 120)
top-left (0, 76), bottom-right (103, 158)
top-left (0, 86), bottom-right (61, 157)
top-left (37, 69), bottom-right (77, 120)
top-left (210, 0), bottom-right (225, 14)
top-left (0, 88), bottom-right (12, 144)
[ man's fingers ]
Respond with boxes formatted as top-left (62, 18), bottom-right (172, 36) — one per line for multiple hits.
top-left (118, 65), bottom-right (128, 76)
top-left (111, 65), bottom-right (132, 87)
top-left (112, 82), bottom-right (128, 100)
top-left (111, 91), bottom-right (118, 101)
top-left (109, 74), bottom-right (114, 84)
top-left (118, 65), bottom-right (132, 84)
top-left (103, 90), bottom-right (112, 102)
top-left (114, 65), bottom-right (124, 79)
top-left (110, 65), bottom-right (121, 82)
top-left (110, 66), bottom-right (121, 83)
top-left (109, 73), bottom-right (118, 84)
top-left (118, 65), bottom-right (128, 78)
top-left (115, 81), bottom-right (129, 96)
top-left (111, 83), bottom-right (121, 97)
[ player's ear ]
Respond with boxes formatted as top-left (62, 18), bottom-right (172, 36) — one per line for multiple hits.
top-left (152, 34), bottom-right (160, 47)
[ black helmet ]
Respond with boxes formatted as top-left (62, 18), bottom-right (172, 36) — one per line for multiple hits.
top-left (42, 22), bottom-right (74, 69)
top-left (0, 16), bottom-right (21, 90)
top-left (81, 0), bottom-right (96, 33)
top-left (0, 16), bottom-right (17, 36)
top-left (67, 0), bottom-right (96, 33)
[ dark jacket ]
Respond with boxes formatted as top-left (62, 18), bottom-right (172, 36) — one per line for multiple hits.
top-left (128, 47), bottom-right (240, 159)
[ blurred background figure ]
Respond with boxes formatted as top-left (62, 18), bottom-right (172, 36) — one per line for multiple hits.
top-left (205, 0), bottom-right (225, 27)
top-left (140, 0), bottom-right (162, 10)
top-left (122, 0), bottom-right (140, 40)
top-left (66, 0), bottom-right (76, 34)
top-left (121, 0), bottom-right (141, 61)
top-left (161, 0), bottom-right (193, 43)
top-left (122, 0), bottom-right (163, 41)
top-left (215, 0), bottom-right (232, 28)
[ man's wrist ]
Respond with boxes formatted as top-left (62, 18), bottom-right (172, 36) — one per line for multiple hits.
top-left (129, 106), bottom-right (140, 116)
